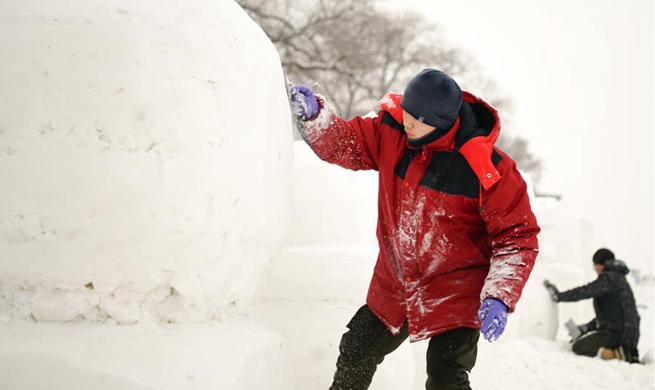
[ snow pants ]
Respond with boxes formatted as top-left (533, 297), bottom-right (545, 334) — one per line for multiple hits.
top-left (572, 331), bottom-right (640, 363)
top-left (330, 304), bottom-right (479, 390)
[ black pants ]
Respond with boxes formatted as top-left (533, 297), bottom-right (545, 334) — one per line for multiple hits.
top-left (572, 331), bottom-right (640, 363)
top-left (330, 305), bottom-right (479, 390)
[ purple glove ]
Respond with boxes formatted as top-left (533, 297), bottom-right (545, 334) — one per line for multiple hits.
top-left (289, 84), bottom-right (319, 120)
top-left (478, 298), bottom-right (508, 342)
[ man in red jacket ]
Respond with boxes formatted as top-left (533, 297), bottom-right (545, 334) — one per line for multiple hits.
top-left (289, 69), bottom-right (540, 390)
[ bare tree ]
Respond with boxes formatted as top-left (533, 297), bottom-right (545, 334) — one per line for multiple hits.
top-left (237, 0), bottom-right (542, 180)
top-left (239, 0), bottom-right (472, 116)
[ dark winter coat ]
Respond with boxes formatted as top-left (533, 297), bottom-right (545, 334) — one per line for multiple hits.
top-left (297, 91), bottom-right (540, 342)
top-left (558, 260), bottom-right (640, 349)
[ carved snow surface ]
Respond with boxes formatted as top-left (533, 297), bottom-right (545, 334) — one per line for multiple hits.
top-left (0, 0), bottom-right (293, 323)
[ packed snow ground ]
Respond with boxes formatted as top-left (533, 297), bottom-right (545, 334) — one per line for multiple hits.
top-left (2, 251), bottom-right (651, 390)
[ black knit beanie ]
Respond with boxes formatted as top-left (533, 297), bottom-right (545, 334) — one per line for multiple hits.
top-left (592, 248), bottom-right (615, 265)
top-left (400, 69), bottom-right (462, 131)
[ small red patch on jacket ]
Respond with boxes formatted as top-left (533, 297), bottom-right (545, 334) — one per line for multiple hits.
top-left (378, 92), bottom-right (404, 124)
top-left (459, 138), bottom-right (501, 190)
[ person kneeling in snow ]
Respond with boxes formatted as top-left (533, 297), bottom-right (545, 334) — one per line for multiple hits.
top-left (289, 69), bottom-right (540, 390)
top-left (544, 248), bottom-right (640, 363)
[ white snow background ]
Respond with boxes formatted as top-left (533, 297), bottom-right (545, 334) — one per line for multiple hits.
top-left (0, 1), bottom-right (653, 389)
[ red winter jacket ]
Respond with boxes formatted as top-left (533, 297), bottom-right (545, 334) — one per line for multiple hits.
top-left (298, 91), bottom-right (540, 342)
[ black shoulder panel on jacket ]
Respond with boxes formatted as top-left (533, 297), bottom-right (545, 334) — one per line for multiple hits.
top-left (395, 147), bottom-right (504, 197)
top-left (420, 151), bottom-right (479, 198)
top-left (381, 111), bottom-right (404, 132)
top-left (394, 148), bottom-right (415, 180)
top-left (420, 149), bottom-right (504, 198)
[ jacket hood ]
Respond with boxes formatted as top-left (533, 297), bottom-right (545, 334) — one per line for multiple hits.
top-left (455, 92), bottom-right (501, 149)
top-left (377, 91), bottom-right (502, 190)
top-left (603, 259), bottom-right (630, 275)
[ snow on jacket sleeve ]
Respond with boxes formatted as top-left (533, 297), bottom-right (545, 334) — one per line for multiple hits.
top-left (479, 155), bottom-right (540, 312)
top-left (557, 274), bottom-right (613, 302)
top-left (296, 95), bottom-right (381, 171)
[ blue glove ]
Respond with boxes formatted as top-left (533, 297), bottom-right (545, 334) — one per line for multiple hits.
top-left (289, 84), bottom-right (319, 120)
top-left (478, 298), bottom-right (508, 342)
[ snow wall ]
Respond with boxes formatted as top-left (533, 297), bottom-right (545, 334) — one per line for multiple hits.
top-left (0, 0), bottom-right (293, 324)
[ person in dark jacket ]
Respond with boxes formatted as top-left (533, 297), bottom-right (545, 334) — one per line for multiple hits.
top-left (288, 69), bottom-right (540, 390)
top-left (544, 248), bottom-right (640, 363)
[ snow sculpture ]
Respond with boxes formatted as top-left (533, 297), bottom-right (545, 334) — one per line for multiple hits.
top-left (515, 197), bottom-right (595, 340)
top-left (287, 142), bottom-right (378, 247)
top-left (0, 0), bottom-right (293, 324)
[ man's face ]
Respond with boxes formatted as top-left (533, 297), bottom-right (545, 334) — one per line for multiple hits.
top-left (594, 264), bottom-right (604, 275)
top-left (402, 110), bottom-right (436, 140)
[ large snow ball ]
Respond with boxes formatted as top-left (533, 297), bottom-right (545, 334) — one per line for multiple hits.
top-left (0, 0), bottom-right (293, 323)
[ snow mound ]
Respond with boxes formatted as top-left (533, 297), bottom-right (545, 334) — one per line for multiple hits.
top-left (0, 0), bottom-right (293, 324)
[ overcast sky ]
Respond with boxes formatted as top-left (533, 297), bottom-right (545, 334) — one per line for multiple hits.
top-left (384, 0), bottom-right (654, 272)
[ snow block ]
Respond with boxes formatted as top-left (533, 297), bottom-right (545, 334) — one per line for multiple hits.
top-left (288, 142), bottom-right (378, 247)
top-left (512, 261), bottom-right (560, 340)
top-left (260, 246), bottom-right (377, 302)
top-left (532, 198), bottom-right (585, 267)
top-left (513, 259), bottom-right (594, 341)
top-left (0, 0), bottom-right (293, 322)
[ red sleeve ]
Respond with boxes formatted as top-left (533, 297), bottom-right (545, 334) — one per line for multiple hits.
top-left (479, 153), bottom-right (540, 312)
top-left (298, 95), bottom-right (381, 171)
